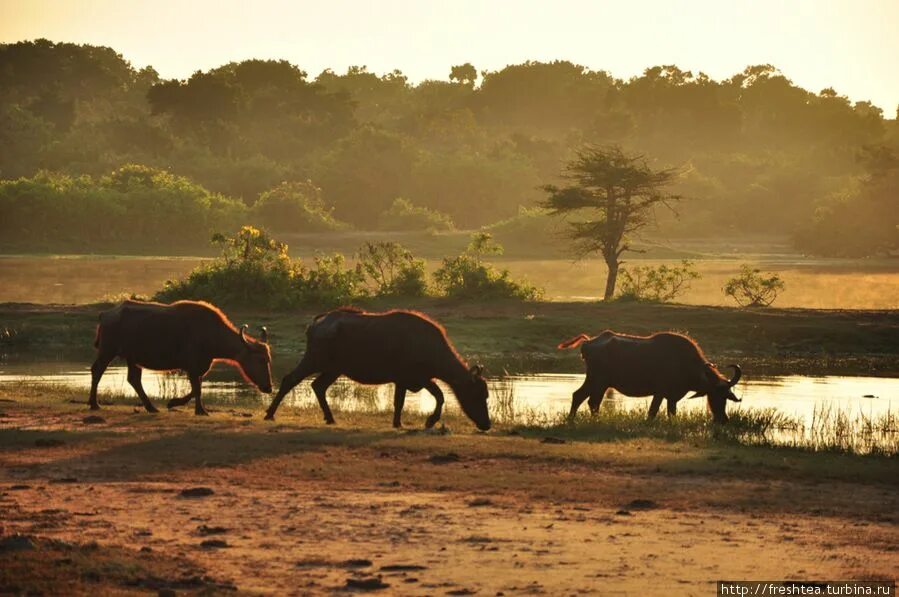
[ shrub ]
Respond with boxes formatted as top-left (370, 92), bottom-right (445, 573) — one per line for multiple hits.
top-left (377, 197), bottom-right (454, 232)
top-left (298, 253), bottom-right (365, 305)
top-left (156, 226), bottom-right (372, 308)
top-left (355, 241), bottom-right (428, 297)
top-left (0, 165), bottom-right (246, 252)
top-left (433, 232), bottom-right (542, 300)
top-left (723, 265), bottom-right (786, 307)
top-left (155, 226), bottom-right (300, 308)
top-left (617, 260), bottom-right (701, 303)
top-left (252, 180), bottom-right (346, 233)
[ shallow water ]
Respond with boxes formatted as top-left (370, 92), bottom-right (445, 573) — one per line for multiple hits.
top-left (0, 360), bottom-right (895, 429)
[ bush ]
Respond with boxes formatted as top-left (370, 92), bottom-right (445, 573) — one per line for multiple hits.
top-left (355, 241), bottom-right (428, 297)
top-left (0, 165), bottom-right (246, 252)
top-left (433, 232), bottom-right (542, 300)
top-left (299, 253), bottom-right (365, 305)
top-left (377, 197), bottom-right (454, 232)
top-left (723, 265), bottom-right (786, 307)
top-left (252, 180), bottom-right (346, 233)
top-left (155, 226), bottom-right (300, 308)
top-left (616, 260), bottom-right (700, 303)
top-left (156, 226), bottom-right (364, 308)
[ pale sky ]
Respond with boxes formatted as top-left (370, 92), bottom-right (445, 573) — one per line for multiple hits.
top-left (1, 0), bottom-right (897, 114)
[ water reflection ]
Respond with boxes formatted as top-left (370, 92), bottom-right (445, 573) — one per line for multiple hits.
top-left (0, 361), bottom-right (895, 429)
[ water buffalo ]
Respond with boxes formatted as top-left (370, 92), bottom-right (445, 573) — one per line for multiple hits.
top-left (558, 330), bottom-right (742, 423)
top-left (264, 308), bottom-right (491, 430)
top-left (90, 299), bottom-right (273, 415)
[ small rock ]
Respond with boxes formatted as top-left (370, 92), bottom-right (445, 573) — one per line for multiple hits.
top-left (0, 534), bottom-right (36, 552)
top-left (140, 546), bottom-right (153, 553)
top-left (428, 452), bottom-right (461, 465)
top-left (199, 539), bottom-right (229, 549)
top-left (615, 509), bottom-right (632, 516)
top-left (447, 590), bottom-right (476, 596)
top-left (51, 477), bottom-right (78, 484)
top-left (157, 589), bottom-right (176, 597)
top-left (466, 498), bottom-right (494, 507)
top-left (345, 577), bottom-right (390, 591)
top-left (541, 436), bottom-right (566, 444)
top-left (197, 525), bottom-right (228, 536)
top-left (625, 499), bottom-right (658, 510)
top-left (82, 415), bottom-right (106, 425)
top-left (862, 394), bottom-right (877, 399)
top-left (180, 487), bottom-right (214, 498)
top-left (8, 484), bottom-right (31, 491)
top-left (380, 564), bottom-right (427, 572)
top-left (342, 558), bottom-right (373, 568)
top-left (34, 438), bottom-right (65, 447)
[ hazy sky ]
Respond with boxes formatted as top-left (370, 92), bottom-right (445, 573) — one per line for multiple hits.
top-left (2, 0), bottom-right (897, 114)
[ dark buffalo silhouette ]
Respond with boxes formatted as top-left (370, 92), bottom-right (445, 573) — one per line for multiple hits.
top-left (558, 330), bottom-right (742, 423)
top-left (90, 300), bottom-right (273, 415)
top-left (265, 308), bottom-right (491, 430)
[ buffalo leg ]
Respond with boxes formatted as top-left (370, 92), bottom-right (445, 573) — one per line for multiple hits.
top-left (265, 358), bottom-right (316, 420)
top-left (568, 379), bottom-right (591, 419)
top-left (587, 384), bottom-right (609, 415)
top-left (392, 385), bottom-right (406, 428)
top-left (667, 398), bottom-right (678, 417)
top-left (191, 377), bottom-right (208, 416)
top-left (311, 372), bottom-right (339, 424)
top-left (647, 395), bottom-right (664, 419)
top-left (126, 362), bottom-right (159, 414)
top-left (88, 353), bottom-right (115, 410)
top-left (424, 381), bottom-right (445, 429)
top-left (166, 385), bottom-right (195, 410)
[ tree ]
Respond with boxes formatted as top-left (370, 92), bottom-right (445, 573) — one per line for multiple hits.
top-left (449, 63), bottom-right (477, 87)
top-left (542, 145), bottom-right (682, 300)
top-left (723, 265), bottom-right (785, 307)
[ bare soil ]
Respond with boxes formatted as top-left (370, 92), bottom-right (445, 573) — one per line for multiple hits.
top-left (1, 391), bottom-right (896, 595)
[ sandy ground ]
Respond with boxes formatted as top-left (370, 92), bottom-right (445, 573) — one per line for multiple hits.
top-left (0, 398), bottom-right (896, 595)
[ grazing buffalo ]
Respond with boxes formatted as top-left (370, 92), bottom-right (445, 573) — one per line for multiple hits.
top-left (90, 300), bottom-right (273, 415)
top-left (558, 331), bottom-right (742, 423)
top-left (264, 308), bottom-right (491, 430)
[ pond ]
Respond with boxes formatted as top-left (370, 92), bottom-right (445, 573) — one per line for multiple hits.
top-left (1, 360), bottom-right (895, 430)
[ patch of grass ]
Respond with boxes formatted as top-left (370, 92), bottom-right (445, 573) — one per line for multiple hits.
top-left (512, 402), bottom-right (899, 457)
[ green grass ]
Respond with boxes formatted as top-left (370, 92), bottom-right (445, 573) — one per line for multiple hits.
top-left (512, 403), bottom-right (899, 457)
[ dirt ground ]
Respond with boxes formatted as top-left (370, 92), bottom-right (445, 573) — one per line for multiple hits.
top-left (1, 394), bottom-right (897, 595)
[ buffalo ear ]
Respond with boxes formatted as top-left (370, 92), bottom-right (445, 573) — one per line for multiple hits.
top-left (470, 364), bottom-right (483, 377)
top-left (260, 326), bottom-right (269, 344)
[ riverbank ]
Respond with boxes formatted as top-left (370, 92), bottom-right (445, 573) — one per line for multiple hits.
top-left (2, 300), bottom-right (898, 377)
top-left (0, 385), bottom-right (895, 594)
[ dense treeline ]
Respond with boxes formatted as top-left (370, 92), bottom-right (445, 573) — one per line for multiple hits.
top-left (0, 39), bottom-right (896, 255)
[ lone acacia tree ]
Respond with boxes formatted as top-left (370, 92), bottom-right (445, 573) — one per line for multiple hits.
top-left (542, 145), bottom-right (682, 300)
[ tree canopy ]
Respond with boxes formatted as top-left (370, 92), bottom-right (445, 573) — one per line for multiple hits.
top-left (542, 146), bottom-right (683, 299)
top-left (1, 39), bottom-right (896, 257)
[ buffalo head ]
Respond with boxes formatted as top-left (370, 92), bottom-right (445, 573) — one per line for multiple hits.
top-left (457, 364), bottom-right (491, 431)
top-left (238, 325), bottom-right (274, 393)
top-left (692, 364), bottom-right (742, 424)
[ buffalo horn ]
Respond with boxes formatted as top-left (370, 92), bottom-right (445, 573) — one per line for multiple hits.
top-left (727, 364), bottom-right (743, 388)
top-left (240, 324), bottom-right (250, 346)
top-left (260, 326), bottom-right (269, 343)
